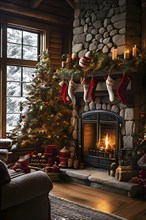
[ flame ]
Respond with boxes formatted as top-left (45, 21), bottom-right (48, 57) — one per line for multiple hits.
top-left (105, 134), bottom-right (109, 149)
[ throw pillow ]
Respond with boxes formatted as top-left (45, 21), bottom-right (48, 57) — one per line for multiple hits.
top-left (0, 160), bottom-right (11, 185)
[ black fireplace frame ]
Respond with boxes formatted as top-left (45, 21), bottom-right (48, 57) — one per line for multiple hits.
top-left (78, 110), bottom-right (124, 169)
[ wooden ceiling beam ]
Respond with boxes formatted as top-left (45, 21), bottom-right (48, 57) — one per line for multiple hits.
top-left (0, 2), bottom-right (70, 26)
top-left (30, 0), bottom-right (43, 9)
top-left (66, 0), bottom-right (75, 9)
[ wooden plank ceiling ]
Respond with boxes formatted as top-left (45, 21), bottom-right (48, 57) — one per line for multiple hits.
top-left (0, 0), bottom-right (74, 26)
top-left (0, 0), bottom-right (74, 69)
top-left (30, 0), bottom-right (75, 9)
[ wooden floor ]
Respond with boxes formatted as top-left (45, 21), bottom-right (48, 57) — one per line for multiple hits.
top-left (51, 181), bottom-right (146, 220)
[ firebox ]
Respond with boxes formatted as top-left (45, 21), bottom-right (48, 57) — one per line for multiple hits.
top-left (79, 110), bottom-right (123, 169)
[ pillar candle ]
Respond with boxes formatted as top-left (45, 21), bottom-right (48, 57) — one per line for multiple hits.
top-left (124, 50), bottom-right (130, 59)
top-left (132, 45), bottom-right (137, 57)
top-left (112, 48), bottom-right (117, 60)
top-left (61, 61), bottom-right (66, 68)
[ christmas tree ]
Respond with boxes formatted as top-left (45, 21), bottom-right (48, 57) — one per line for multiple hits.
top-left (10, 50), bottom-right (73, 150)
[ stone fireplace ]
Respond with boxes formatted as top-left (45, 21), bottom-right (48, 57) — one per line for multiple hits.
top-left (69, 0), bottom-right (146, 169)
top-left (71, 71), bottom-right (146, 169)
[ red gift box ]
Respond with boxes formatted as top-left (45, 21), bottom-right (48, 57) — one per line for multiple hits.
top-left (44, 144), bottom-right (58, 156)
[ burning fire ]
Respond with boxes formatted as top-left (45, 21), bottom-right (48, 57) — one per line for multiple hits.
top-left (105, 134), bottom-right (109, 150)
top-left (95, 133), bottom-right (116, 158)
top-left (97, 133), bottom-right (115, 152)
top-left (104, 133), bottom-right (115, 151)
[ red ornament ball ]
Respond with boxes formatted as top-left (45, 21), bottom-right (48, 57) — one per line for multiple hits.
top-left (79, 56), bottom-right (91, 68)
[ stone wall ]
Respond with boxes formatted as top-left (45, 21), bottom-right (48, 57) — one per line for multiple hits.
top-left (71, 0), bottom-right (145, 166)
top-left (72, 0), bottom-right (141, 58)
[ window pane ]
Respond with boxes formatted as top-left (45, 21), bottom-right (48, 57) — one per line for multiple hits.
top-left (23, 45), bottom-right (38, 60)
top-left (23, 31), bottom-right (38, 46)
top-left (7, 66), bottom-right (21, 81)
top-left (7, 28), bottom-right (22, 44)
top-left (23, 83), bottom-right (32, 96)
top-left (7, 114), bottom-right (20, 131)
top-left (7, 43), bottom-right (21, 59)
top-left (23, 67), bottom-right (36, 82)
top-left (7, 97), bottom-right (20, 113)
top-left (7, 82), bottom-right (21, 96)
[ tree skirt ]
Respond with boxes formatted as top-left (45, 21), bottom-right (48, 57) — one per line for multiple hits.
top-left (49, 194), bottom-right (127, 220)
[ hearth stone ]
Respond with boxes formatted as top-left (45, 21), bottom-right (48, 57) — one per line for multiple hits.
top-left (60, 167), bottom-right (139, 197)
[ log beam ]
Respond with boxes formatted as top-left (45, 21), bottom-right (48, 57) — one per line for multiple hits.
top-left (0, 2), bottom-right (70, 26)
top-left (66, 0), bottom-right (75, 9)
top-left (30, 0), bottom-right (43, 9)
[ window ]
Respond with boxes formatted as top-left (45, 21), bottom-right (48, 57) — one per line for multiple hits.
top-left (0, 25), bottom-right (41, 136)
top-left (0, 14), bottom-right (66, 138)
top-left (7, 28), bottom-right (38, 61)
top-left (6, 27), bottom-right (39, 133)
top-left (6, 65), bottom-right (36, 132)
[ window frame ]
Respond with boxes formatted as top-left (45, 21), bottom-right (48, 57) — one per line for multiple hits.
top-left (0, 21), bottom-right (46, 138)
top-left (142, 0), bottom-right (146, 50)
top-left (7, 27), bottom-right (40, 61)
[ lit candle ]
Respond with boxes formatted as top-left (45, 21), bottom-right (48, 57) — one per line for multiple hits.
top-left (112, 48), bottom-right (117, 60)
top-left (124, 50), bottom-right (130, 59)
top-left (132, 45), bottom-right (137, 57)
top-left (61, 61), bottom-right (66, 68)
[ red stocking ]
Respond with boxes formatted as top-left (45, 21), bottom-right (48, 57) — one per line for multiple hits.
top-left (116, 74), bottom-right (131, 105)
top-left (87, 78), bottom-right (98, 102)
top-left (60, 82), bottom-right (68, 104)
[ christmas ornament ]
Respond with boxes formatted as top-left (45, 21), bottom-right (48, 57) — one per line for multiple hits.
top-left (68, 79), bottom-right (77, 108)
top-left (105, 75), bottom-right (115, 102)
top-left (116, 73), bottom-right (131, 105)
top-left (79, 56), bottom-right (91, 69)
top-left (87, 77), bottom-right (98, 102)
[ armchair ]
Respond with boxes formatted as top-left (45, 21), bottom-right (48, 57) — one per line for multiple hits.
top-left (1, 170), bottom-right (53, 220)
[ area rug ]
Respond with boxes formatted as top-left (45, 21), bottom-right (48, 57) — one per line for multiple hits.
top-left (49, 194), bottom-right (127, 220)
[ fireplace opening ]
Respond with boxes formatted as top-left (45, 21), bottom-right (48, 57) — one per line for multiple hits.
top-left (80, 110), bottom-right (123, 169)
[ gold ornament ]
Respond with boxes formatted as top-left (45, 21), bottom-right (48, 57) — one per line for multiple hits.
top-left (40, 105), bottom-right (43, 110)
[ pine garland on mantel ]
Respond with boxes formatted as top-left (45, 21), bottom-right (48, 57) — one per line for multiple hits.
top-left (56, 50), bottom-right (146, 83)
